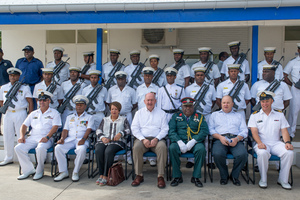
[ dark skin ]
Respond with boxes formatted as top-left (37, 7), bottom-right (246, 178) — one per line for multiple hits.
top-left (144, 74), bottom-right (153, 87)
top-left (70, 70), bottom-right (80, 84)
top-left (195, 71), bottom-right (216, 108)
top-left (0, 51), bottom-right (3, 62)
top-left (54, 50), bottom-right (63, 64)
top-left (220, 52), bottom-right (229, 62)
top-left (24, 50), bottom-right (34, 62)
top-left (130, 54), bottom-right (140, 65)
top-left (257, 52), bottom-right (275, 81)
top-left (284, 48), bottom-right (300, 86)
top-left (150, 58), bottom-right (159, 70)
top-left (166, 74), bottom-right (176, 85)
top-left (173, 53), bottom-right (190, 88)
top-left (110, 53), bottom-right (119, 66)
top-left (182, 104), bottom-right (194, 118)
top-left (81, 55), bottom-right (94, 80)
top-left (116, 77), bottom-right (138, 111)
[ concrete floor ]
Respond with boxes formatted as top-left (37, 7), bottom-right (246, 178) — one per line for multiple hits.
top-left (0, 161), bottom-right (299, 200)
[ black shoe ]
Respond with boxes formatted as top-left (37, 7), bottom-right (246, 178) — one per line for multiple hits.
top-left (191, 177), bottom-right (203, 187)
top-left (220, 177), bottom-right (229, 185)
top-left (170, 177), bottom-right (183, 187)
top-left (207, 163), bottom-right (216, 169)
top-left (83, 159), bottom-right (89, 165)
top-left (51, 160), bottom-right (57, 165)
top-left (254, 165), bottom-right (259, 172)
top-left (230, 175), bottom-right (241, 186)
top-left (186, 162), bottom-right (194, 168)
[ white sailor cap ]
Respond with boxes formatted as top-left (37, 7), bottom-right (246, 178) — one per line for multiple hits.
top-left (83, 51), bottom-right (95, 56)
top-left (198, 47), bottom-right (211, 52)
top-left (7, 67), bottom-right (22, 75)
top-left (257, 91), bottom-right (275, 100)
top-left (262, 64), bottom-right (276, 71)
top-left (165, 67), bottom-right (178, 76)
top-left (193, 67), bottom-right (206, 73)
top-left (53, 47), bottom-right (64, 52)
top-left (37, 90), bottom-right (53, 100)
top-left (115, 71), bottom-right (127, 78)
top-left (143, 67), bottom-right (155, 75)
top-left (227, 64), bottom-right (241, 70)
top-left (109, 49), bottom-right (120, 54)
top-left (42, 68), bottom-right (54, 73)
top-left (130, 50), bottom-right (141, 55)
top-left (264, 47), bottom-right (276, 53)
top-left (88, 70), bottom-right (101, 76)
top-left (173, 49), bottom-right (184, 54)
top-left (228, 41), bottom-right (241, 47)
top-left (149, 54), bottom-right (160, 60)
top-left (69, 66), bottom-right (81, 72)
top-left (297, 43), bottom-right (300, 48)
top-left (72, 95), bottom-right (89, 104)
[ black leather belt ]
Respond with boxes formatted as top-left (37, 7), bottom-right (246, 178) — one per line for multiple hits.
top-left (162, 109), bottom-right (179, 114)
top-left (222, 133), bottom-right (236, 137)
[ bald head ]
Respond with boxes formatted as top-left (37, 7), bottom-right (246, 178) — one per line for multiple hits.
top-left (221, 95), bottom-right (234, 113)
top-left (144, 92), bottom-right (156, 111)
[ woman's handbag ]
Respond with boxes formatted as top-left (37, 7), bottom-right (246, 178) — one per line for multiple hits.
top-left (107, 162), bottom-right (125, 186)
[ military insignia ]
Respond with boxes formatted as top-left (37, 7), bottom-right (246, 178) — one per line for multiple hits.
top-left (18, 90), bottom-right (23, 96)
top-left (38, 89), bottom-right (43, 91)
top-left (70, 117), bottom-right (75, 122)
top-left (274, 109), bottom-right (282, 113)
top-left (192, 91), bottom-right (196, 93)
top-left (274, 119), bottom-right (279, 121)
top-left (80, 121), bottom-right (88, 126)
top-left (257, 120), bottom-right (263, 123)
top-left (4, 63), bottom-right (7, 66)
top-left (252, 110), bottom-right (259, 114)
top-left (175, 89), bottom-right (178, 98)
top-left (33, 117), bottom-right (38, 119)
top-left (224, 87), bottom-right (228, 89)
top-left (45, 116), bottom-right (53, 119)
top-left (4, 91), bottom-right (8, 93)
top-left (261, 92), bottom-right (266, 97)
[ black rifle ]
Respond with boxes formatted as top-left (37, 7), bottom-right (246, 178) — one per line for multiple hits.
top-left (128, 59), bottom-right (148, 88)
top-left (252, 78), bottom-right (284, 111)
top-left (0, 77), bottom-right (25, 114)
top-left (53, 57), bottom-right (70, 83)
top-left (85, 84), bottom-right (103, 111)
top-left (104, 58), bottom-right (126, 89)
top-left (46, 78), bottom-right (60, 104)
top-left (234, 48), bottom-right (250, 73)
top-left (81, 56), bottom-right (91, 75)
top-left (152, 64), bottom-right (167, 86)
top-left (204, 61), bottom-right (214, 80)
top-left (193, 79), bottom-right (213, 112)
top-left (174, 57), bottom-right (189, 71)
top-left (228, 80), bottom-right (245, 110)
top-left (57, 80), bottom-right (84, 114)
top-left (271, 56), bottom-right (284, 70)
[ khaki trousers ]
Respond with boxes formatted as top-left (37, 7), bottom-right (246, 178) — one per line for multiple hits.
top-left (133, 138), bottom-right (167, 176)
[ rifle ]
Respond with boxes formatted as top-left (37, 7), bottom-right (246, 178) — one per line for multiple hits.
top-left (193, 79), bottom-right (213, 112)
top-left (128, 59), bottom-right (148, 88)
top-left (234, 48), bottom-right (250, 73)
top-left (85, 84), bottom-right (103, 111)
top-left (204, 61), bottom-right (214, 80)
top-left (152, 64), bottom-right (167, 86)
top-left (53, 57), bottom-right (70, 83)
top-left (271, 56), bottom-right (284, 70)
top-left (252, 78), bottom-right (284, 111)
top-left (0, 77), bottom-right (25, 114)
top-left (104, 58), bottom-right (126, 89)
top-left (57, 80), bottom-right (84, 114)
top-left (46, 78), bottom-right (60, 104)
top-left (228, 80), bottom-right (245, 110)
top-left (174, 57), bottom-right (189, 71)
top-left (81, 56), bottom-right (91, 75)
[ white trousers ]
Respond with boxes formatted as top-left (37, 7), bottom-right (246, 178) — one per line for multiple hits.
top-left (254, 141), bottom-right (294, 183)
top-left (288, 85), bottom-right (300, 138)
top-left (2, 110), bottom-right (27, 162)
top-left (55, 140), bottom-right (88, 174)
top-left (61, 109), bottom-right (73, 128)
top-left (14, 136), bottom-right (53, 174)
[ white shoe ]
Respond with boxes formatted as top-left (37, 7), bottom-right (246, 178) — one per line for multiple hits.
top-left (33, 172), bottom-right (44, 180)
top-left (54, 172), bottom-right (69, 182)
top-left (17, 169), bottom-right (36, 180)
top-left (277, 179), bottom-right (292, 190)
top-left (149, 160), bottom-right (157, 167)
top-left (258, 180), bottom-right (267, 188)
top-left (0, 160), bottom-right (13, 166)
top-left (72, 173), bottom-right (79, 182)
top-left (127, 158), bottom-right (132, 165)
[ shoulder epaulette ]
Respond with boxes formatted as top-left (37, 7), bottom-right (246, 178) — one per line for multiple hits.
top-left (252, 110), bottom-right (259, 114)
top-left (291, 57), bottom-right (296, 61)
top-left (176, 84), bottom-right (184, 88)
top-left (102, 61), bottom-right (108, 65)
top-left (47, 61), bottom-right (53, 64)
top-left (258, 60), bottom-right (263, 64)
top-left (274, 109), bottom-right (282, 113)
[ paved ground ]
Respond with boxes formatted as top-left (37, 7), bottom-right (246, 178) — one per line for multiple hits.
top-left (0, 161), bottom-right (299, 200)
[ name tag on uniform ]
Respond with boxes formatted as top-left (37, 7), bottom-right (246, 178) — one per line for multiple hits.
top-left (257, 120), bottom-right (263, 123)
top-left (38, 89), bottom-right (43, 91)
top-left (223, 87), bottom-right (228, 89)
top-left (45, 116), bottom-right (53, 119)
top-left (192, 91), bottom-right (197, 93)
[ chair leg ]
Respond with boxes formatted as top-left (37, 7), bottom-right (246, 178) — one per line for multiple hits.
top-left (204, 157), bottom-right (206, 183)
top-left (290, 167), bottom-right (293, 186)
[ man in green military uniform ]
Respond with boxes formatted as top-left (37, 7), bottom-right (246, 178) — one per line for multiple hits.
top-left (169, 97), bottom-right (209, 187)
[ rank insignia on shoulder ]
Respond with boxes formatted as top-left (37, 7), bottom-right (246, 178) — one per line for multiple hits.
top-left (274, 109), bottom-right (282, 113)
top-left (252, 110), bottom-right (259, 114)
top-left (176, 84), bottom-right (184, 88)
top-left (257, 120), bottom-right (263, 123)
top-left (33, 117), bottom-right (38, 119)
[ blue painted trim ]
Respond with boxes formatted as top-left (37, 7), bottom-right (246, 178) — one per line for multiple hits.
top-left (1, 7), bottom-right (300, 25)
top-left (251, 25), bottom-right (258, 86)
top-left (97, 28), bottom-right (103, 83)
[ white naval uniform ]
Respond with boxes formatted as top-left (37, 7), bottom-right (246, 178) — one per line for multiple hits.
top-left (14, 108), bottom-right (61, 174)
top-left (81, 62), bottom-right (96, 85)
top-left (170, 63), bottom-right (191, 87)
top-left (55, 112), bottom-right (95, 174)
top-left (60, 80), bottom-right (87, 126)
top-left (136, 83), bottom-right (159, 110)
top-left (33, 80), bottom-right (64, 109)
top-left (248, 109), bottom-right (294, 184)
top-left (82, 84), bottom-right (108, 128)
top-left (216, 79), bottom-right (251, 120)
top-left (250, 80), bottom-right (292, 111)
top-left (102, 61), bottom-right (125, 86)
top-left (185, 82), bottom-right (216, 122)
top-left (221, 56), bottom-right (250, 81)
top-left (157, 83), bottom-right (186, 122)
top-left (124, 63), bottom-right (144, 89)
top-left (106, 85), bottom-right (137, 124)
top-left (0, 83), bottom-right (32, 162)
top-left (46, 61), bottom-right (70, 85)
top-left (190, 61), bottom-right (221, 84)
top-left (153, 68), bottom-right (167, 87)
top-left (257, 60), bottom-right (284, 80)
top-left (283, 56), bottom-right (300, 137)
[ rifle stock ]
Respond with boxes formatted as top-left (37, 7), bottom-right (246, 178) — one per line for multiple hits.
top-left (128, 59), bottom-right (148, 88)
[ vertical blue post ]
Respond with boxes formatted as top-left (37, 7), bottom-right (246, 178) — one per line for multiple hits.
top-left (97, 28), bottom-right (103, 83)
top-left (251, 25), bottom-right (259, 86)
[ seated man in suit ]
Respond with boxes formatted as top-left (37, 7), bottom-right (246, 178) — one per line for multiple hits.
top-left (169, 97), bottom-right (209, 187)
top-left (208, 95), bottom-right (248, 186)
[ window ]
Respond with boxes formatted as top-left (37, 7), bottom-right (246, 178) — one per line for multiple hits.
top-left (285, 26), bottom-right (300, 41)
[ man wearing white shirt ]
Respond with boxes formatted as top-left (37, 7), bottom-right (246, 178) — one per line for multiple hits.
top-left (149, 54), bottom-right (167, 87)
top-left (131, 93), bottom-right (169, 188)
top-left (209, 95), bottom-right (248, 186)
top-left (169, 49), bottom-right (190, 88)
top-left (124, 50), bottom-right (144, 88)
top-left (80, 51), bottom-right (97, 85)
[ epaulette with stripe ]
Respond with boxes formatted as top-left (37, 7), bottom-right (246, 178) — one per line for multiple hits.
top-left (252, 110), bottom-right (259, 114)
top-left (274, 109), bottom-right (282, 113)
top-left (258, 60), bottom-right (263, 64)
top-left (176, 84), bottom-right (184, 88)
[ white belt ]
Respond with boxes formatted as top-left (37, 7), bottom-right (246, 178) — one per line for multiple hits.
top-left (7, 109), bottom-right (26, 113)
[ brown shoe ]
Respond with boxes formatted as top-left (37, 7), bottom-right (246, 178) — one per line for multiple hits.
top-left (157, 177), bottom-right (166, 189)
top-left (131, 175), bottom-right (144, 187)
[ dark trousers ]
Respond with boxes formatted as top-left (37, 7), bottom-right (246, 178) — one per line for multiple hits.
top-left (95, 143), bottom-right (123, 176)
top-left (212, 139), bottom-right (247, 179)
